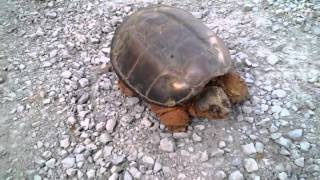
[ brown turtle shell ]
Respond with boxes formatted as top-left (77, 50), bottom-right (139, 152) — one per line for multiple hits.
top-left (111, 5), bottom-right (231, 107)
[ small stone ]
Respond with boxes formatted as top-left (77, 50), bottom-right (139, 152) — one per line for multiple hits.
top-left (95, 122), bottom-right (105, 131)
top-left (0, 76), bottom-right (5, 84)
top-left (67, 116), bottom-right (77, 127)
top-left (61, 70), bottom-right (72, 79)
top-left (129, 167), bottom-right (141, 179)
top-left (192, 132), bottom-right (202, 142)
top-left (42, 151), bottom-right (52, 160)
top-left (108, 173), bottom-right (119, 180)
top-left (46, 11), bottom-right (57, 19)
top-left (45, 158), bottom-right (56, 168)
top-left (241, 143), bottom-right (256, 155)
top-left (142, 155), bottom-right (155, 165)
top-left (112, 155), bottom-right (126, 165)
top-left (159, 138), bottom-right (175, 152)
top-left (66, 168), bottom-right (77, 177)
top-left (229, 170), bottom-right (244, 180)
top-left (33, 175), bottom-right (42, 180)
top-left (79, 78), bottom-right (89, 88)
top-left (200, 151), bottom-right (209, 162)
top-left (43, 98), bottom-right (51, 105)
top-left (306, 165), bottom-right (320, 172)
top-left (191, 11), bottom-right (202, 19)
top-left (300, 141), bottom-right (310, 152)
top-left (99, 133), bottom-right (112, 144)
top-left (103, 146), bottom-right (113, 157)
top-left (78, 93), bottom-right (90, 104)
top-left (279, 147), bottom-right (290, 156)
top-left (255, 142), bottom-right (264, 153)
top-left (244, 158), bottom-right (259, 172)
top-left (153, 161), bottom-right (162, 172)
top-left (61, 156), bottom-right (75, 168)
top-left (126, 97), bottom-right (139, 106)
top-left (294, 157), bottom-right (304, 167)
top-left (124, 171), bottom-right (133, 180)
top-left (270, 133), bottom-right (282, 139)
top-left (267, 54), bottom-right (279, 65)
top-left (280, 109), bottom-right (290, 117)
top-left (60, 137), bottom-right (70, 148)
top-left (287, 129), bottom-right (303, 140)
top-left (272, 89), bottom-right (287, 98)
top-left (86, 169), bottom-right (96, 179)
top-left (243, 3), bottom-right (254, 12)
top-left (214, 170), bottom-right (227, 180)
top-left (275, 137), bottom-right (292, 149)
top-left (93, 150), bottom-right (103, 161)
top-left (106, 119), bottom-right (117, 133)
top-left (141, 117), bottom-right (152, 127)
top-left (218, 141), bottom-right (226, 148)
top-left (278, 172), bottom-right (288, 180)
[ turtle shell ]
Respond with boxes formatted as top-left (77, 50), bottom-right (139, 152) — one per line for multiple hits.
top-left (111, 5), bottom-right (231, 107)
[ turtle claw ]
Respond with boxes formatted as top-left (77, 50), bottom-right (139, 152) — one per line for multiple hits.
top-left (149, 104), bottom-right (190, 132)
top-left (217, 70), bottom-right (248, 104)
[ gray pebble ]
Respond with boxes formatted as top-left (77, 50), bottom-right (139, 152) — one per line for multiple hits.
top-left (275, 137), bottom-right (292, 149)
top-left (267, 54), bottom-right (279, 65)
top-left (272, 89), bottom-right (287, 98)
top-left (106, 118), bottom-right (117, 133)
top-left (128, 167), bottom-right (141, 179)
top-left (95, 122), bottom-right (106, 132)
top-left (229, 170), bottom-right (244, 180)
top-left (241, 143), bottom-right (256, 155)
top-left (124, 171), bottom-right (133, 180)
top-left (108, 173), bottom-right (119, 180)
top-left (60, 137), bottom-right (70, 148)
top-left (244, 158), bottom-right (259, 172)
top-left (159, 138), bottom-right (175, 152)
top-left (278, 172), bottom-right (288, 180)
top-left (45, 158), bottom-right (56, 168)
top-left (79, 78), bottom-right (89, 88)
top-left (61, 156), bottom-right (75, 168)
top-left (66, 168), bottom-right (77, 177)
top-left (300, 141), bottom-right (311, 152)
top-left (46, 11), bottom-right (57, 19)
top-left (215, 170), bottom-right (227, 180)
top-left (61, 71), bottom-right (72, 79)
top-left (294, 157), bottom-right (304, 167)
top-left (78, 92), bottom-right (90, 104)
top-left (255, 142), bottom-right (264, 153)
top-left (153, 161), bottom-right (162, 172)
top-left (287, 129), bottom-right (303, 140)
top-left (86, 169), bottom-right (96, 180)
top-left (306, 164), bottom-right (320, 172)
top-left (99, 133), bottom-right (112, 144)
top-left (192, 132), bottom-right (202, 142)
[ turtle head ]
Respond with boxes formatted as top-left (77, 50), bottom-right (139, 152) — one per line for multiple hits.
top-left (189, 86), bottom-right (231, 119)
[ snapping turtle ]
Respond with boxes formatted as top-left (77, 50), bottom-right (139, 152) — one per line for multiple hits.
top-left (111, 5), bottom-right (248, 131)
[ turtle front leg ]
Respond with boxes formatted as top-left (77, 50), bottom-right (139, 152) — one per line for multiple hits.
top-left (216, 70), bottom-right (248, 104)
top-left (118, 80), bottom-right (135, 97)
top-left (149, 103), bottom-right (190, 132)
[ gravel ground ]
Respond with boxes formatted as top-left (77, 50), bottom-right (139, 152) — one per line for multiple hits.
top-left (0, 0), bottom-right (320, 179)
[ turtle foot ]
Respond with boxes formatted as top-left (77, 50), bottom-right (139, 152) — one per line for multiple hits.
top-left (150, 103), bottom-right (190, 132)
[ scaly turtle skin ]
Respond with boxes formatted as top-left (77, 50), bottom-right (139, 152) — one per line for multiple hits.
top-left (111, 5), bottom-right (248, 132)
